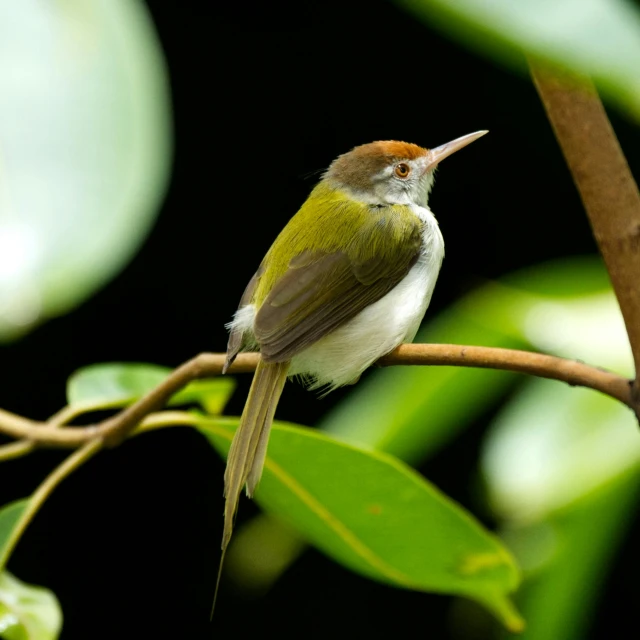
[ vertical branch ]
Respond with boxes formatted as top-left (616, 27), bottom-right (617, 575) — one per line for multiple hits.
top-left (531, 64), bottom-right (640, 409)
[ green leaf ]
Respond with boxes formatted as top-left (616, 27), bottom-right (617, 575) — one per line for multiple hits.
top-left (201, 418), bottom-right (523, 631)
top-left (67, 363), bottom-right (169, 407)
top-left (0, 571), bottom-right (62, 640)
top-left (66, 363), bottom-right (235, 415)
top-left (483, 380), bottom-right (638, 521)
top-left (171, 380), bottom-right (236, 415)
top-left (398, 0), bottom-right (640, 120)
top-left (0, 501), bottom-right (28, 570)
top-left (0, 0), bottom-right (172, 341)
top-left (481, 264), bottom-right (634, 521)
top-left (499, 469), bottom-right (640, 640)
top-left (478, 266), bottom-right (637, 638)
top-left (500, 256), bottom-right (612, 298)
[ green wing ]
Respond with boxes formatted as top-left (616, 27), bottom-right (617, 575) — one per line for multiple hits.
top-left (255, 244), bottom-right (421, 362)
top-left (226, 184), bottom-right (424, 366)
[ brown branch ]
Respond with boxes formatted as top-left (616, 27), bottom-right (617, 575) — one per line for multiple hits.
top-left (380, 345), bottom-right (632, 404)
top-left (531, 64), bottom-right (640, 414)
top-left (0, 346), bottom-right (632, 449)
top-left (0, 403), bottom-right (104, 460)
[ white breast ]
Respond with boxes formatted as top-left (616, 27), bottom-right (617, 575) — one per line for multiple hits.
top-left (289, 204), bottom-right (444, 391)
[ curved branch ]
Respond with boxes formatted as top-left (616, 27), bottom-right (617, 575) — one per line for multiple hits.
top-left (531, 64), bottom-right (640, 412)
top-left (0, 403), bottom-right (102, 460)
top-left (0, 440), bottom-right (35, 462)
top-left (0, 345), bottom-right (632, 449)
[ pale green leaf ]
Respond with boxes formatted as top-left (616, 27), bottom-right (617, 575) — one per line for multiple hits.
top-left (67, 363), bottom-right (169, 407)
top-left (171, 379), bottom-right (236, 415)
top-left (399, 0), bottom-right (640, 119)
top-left (0, 0), bottom-right (172, 340)
top-left (479, 261), bottom-right (638, 637)
top-left (0, 571), bottom-right (62, 640)
top-left (202, 417), bottom-right (523, 631)
top-left (483, 380), bottom-right (638, 521)
top-left (66, 363), bottom-right (235, 414)
top-left (481, 263), bottom-right (635, 521)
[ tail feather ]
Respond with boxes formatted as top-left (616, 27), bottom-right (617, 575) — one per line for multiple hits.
top-left (245, 375), bottom-right (284, 496)
top-left (212, 359), bottom-right (289, 619)
top-left (222, 359), bottom-right (289, 546)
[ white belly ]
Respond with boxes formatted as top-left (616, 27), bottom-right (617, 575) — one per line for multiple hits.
top-left (290, 206), bottom-right (444, 390)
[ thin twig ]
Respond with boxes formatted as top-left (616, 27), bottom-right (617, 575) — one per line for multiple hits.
top-left (0, 346), bottom-right (632, 449)
top-left (0, 440), bottom-right (34, 462)
top-left (378, 344), bottom-right (632, 405)
top-left (0, 438), bottom-right (103, 570)
top-left (0, 404), bottom-right (94, 462)
top-left (531, 64), bottom-right (640, 414)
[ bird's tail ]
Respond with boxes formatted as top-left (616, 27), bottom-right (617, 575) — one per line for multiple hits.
top-left (212, 359), bottom-right (289, 618)
top-left (223, 359), bottom-right (290, 544)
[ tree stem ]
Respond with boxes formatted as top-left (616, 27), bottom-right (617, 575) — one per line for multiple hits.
top-left (531, 64), bottom-right (640, 414)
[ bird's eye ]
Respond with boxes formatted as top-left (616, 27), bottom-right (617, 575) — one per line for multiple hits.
top-left (395, 163), bottom-right (411, 178)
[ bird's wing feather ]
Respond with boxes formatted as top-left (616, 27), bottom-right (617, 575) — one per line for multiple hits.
top-left (254, 211), bottom-right (423, 362)
top-left (224, 267), bottom-right (262, 372)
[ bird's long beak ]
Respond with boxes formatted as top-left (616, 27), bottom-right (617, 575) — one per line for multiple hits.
top-left (426, 130), bottom-right (488, 171)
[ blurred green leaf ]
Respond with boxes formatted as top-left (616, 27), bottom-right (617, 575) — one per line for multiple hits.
top-left (0, 571), bottom-right (62, 640)
top-left (171, 379), bottom-right (236, 415)
top-left (479, 259), bottom-right (637, 638)
top-left (499, 469), bottom-right (640, 640)
top-left (223, 515), bottom-right (307, 594)
top-left (67, 362), bottom-right (168, 407)
top-left (66, 363), bottom-right (235, 414)
top-left (481, 261), bottom-right (634, 520)
top-left (202, 417), bottom-right (523, 631)
top-left (398, 0), bottom-right (640, 119)
top-left (0, 0), bottom-right (172, 341)
top-left (500, 257), bottom-right (611, 298)
top-left (483, 380), bottom-right (637, 521)
top-left (0, 501), bottom-right (28, 570)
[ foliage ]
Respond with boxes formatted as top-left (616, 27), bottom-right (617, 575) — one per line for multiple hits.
top-left (399, 0), bottom-right (640, 121)
top-left (0, 0), bottom-right (171, 341)
top-left (0, 571), bottom-right (61, 640)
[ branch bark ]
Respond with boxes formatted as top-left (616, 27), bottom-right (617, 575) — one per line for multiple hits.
top-left (0, 345), bottom-right (632, 449)
top-left (531, 64), bottom-right (640, 413)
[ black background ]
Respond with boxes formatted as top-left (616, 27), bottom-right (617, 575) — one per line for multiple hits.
top-left (1, 1), bottom-right (639, 638)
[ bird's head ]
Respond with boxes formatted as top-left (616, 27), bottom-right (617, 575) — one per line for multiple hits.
top-left (324, 131), bottom-right (487, 207)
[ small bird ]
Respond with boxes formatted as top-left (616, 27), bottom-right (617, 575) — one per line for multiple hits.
top-left (220, 131), bottom-right (486, 560)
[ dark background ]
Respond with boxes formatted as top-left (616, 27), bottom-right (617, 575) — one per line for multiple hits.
top-left (1, 1), bottom-right (639, 638)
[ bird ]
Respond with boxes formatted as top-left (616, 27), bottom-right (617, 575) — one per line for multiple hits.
top-left (219, 131), bottom-right (487, 574)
